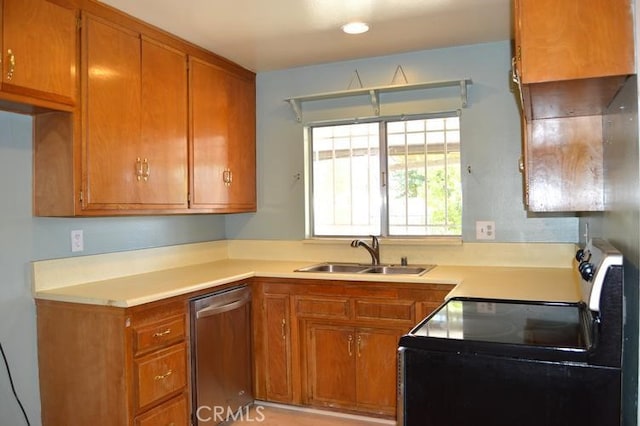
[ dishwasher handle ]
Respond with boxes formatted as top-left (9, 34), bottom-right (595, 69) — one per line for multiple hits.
top-left (195, 291), bottom-right (251, 319)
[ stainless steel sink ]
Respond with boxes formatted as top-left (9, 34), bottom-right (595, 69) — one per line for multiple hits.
top-left (295, 263), bottom-right (371, 273)
top-left (363, 265), bottom-right (431, 275)
top-left (295, 262), bottom-right (434, 276)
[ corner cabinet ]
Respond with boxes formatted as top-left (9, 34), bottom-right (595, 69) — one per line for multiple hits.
top-left (252, 278), bottom-right (452, 418)
top-left (189, 57), bottom-right (257, 213)
top-left (32, 4), bottom-right (256, 216)
top-left (512, 0), bottom-right (634, 212)
top-left (1, 0), bottom-right (77, 108)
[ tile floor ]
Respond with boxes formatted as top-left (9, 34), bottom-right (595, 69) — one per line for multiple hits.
top-left (227, 403), bottom-right (396, 426)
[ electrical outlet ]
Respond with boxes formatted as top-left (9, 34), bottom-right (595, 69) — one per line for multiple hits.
top-left (476, 221), bottom-right (495, 240)
top-left (71, 230), bottom-right (84, 252)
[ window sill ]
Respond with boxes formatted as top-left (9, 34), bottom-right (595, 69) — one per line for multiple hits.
top-left (303, 236), bottom-right (463, 246)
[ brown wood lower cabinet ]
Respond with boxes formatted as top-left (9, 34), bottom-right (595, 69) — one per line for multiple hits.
top-left (36, 277), bottom-right (449, 424)
top-left (36, 296), bottom-right (189, 426)
top-left (252, 278), bottom-right (452, 418)
top-left (262, 293), bottom-right (293, 403)
top-left (134, 393), bottom-right (189, 426)
top-left (305, 323), bottom-right (403, 415)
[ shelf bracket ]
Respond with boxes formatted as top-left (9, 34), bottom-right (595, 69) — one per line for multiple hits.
top-left (460, 80), bottom-right (469, 108)
top-left (288, 99), bottom-right (303, 122)
top-left (369, 89), bottom-right (380, 116)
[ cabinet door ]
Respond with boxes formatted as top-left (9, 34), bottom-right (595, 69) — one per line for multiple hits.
top-left (140, 36), bottom-right (188, 206)
top-left (2, 0), bottom-right (77, 104)
top-left (190, 57), bottom-right (230, 208)
top-left (526, 116), bottom-right (603, 212)
top-left (355, 328), bottom-right (404, 415)
top-left (306, 323), bottom-right (356, 408)
top-left (83, 14), bottom-right (141, 207)
top-left (263, 294), bottom-right (293, 402)
top-left (190, 57), bottom-right (256, 211)
top-left (516, 0), bottom-right (633, 83)
top-left (226, 72), bottom-right (256, 209)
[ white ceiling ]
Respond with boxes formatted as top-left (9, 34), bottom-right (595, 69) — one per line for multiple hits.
top-left (98, 0), bottom-right (512, 73)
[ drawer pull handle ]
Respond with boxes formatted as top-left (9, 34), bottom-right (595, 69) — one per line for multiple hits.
top-left (357, 335), bottom-right (362, 357)
top-left (154, 369), bottom-right (173, 381)
top-left (153, 328), bottom-right (172, 338)
top-left (281, 318), bottom-right (286, 339)
top-left (347, 335), bottom-right (353, 356)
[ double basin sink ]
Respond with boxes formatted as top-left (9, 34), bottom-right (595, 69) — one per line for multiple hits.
top-left (295, 262), bottom-right (435, 276)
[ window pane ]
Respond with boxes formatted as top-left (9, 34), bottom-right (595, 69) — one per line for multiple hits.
top-left (387, 117), bottom-right (461, 236)
top-left (311, 123), bottom-right (380, 236)
top-left (309, 115), bottom-right (461, 238)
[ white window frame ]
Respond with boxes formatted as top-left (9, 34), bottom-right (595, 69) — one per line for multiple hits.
top-left (305, 111), bottom-right (462, 239)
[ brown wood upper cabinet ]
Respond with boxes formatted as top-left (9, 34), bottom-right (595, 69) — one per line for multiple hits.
top-left (0, 0), bottom-right (78, 112)
top-left (0, 0), bottom-right (77, 108)
top-left (32, 2), bottom-right (256, 216)
top-left (513, 0), bottom-right (634, 212)
top-left (190, 57), bottom-right (256, 213)
top-left (82, 14), bottom-right (188, 212)
top-left (513, 0), bottom-right (634, 121)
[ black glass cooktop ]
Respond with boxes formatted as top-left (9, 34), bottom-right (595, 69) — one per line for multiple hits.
top-left (400, 297), bottom-right (592, 362)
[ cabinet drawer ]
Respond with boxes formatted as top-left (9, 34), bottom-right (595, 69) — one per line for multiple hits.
top-left (296, 296), bottom-right (350, 319)
top-left (135, 393), bottom-right (189, 426)
top-left (135, 344), bottom-right (187, 410)
top-left (354, 300), bottom-right (415, 323)
top-left (133, 315), bottom-right (186, 355)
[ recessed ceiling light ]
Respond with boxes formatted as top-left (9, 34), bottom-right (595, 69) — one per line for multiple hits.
top-left (341, 22), bottom-right (369, 35)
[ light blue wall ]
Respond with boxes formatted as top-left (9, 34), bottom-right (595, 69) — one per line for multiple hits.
top-left (226, 41), bottom-right (579, 242)
top-left (0, 40), bottom-right (582, 426)
top-left (0, 111), bottom-right (226, 425)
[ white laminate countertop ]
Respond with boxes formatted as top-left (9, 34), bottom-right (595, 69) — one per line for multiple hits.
top-left (33, 258), bottom-right (582, 308)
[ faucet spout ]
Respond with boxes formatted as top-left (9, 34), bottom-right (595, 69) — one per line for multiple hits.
top-left (350, 235), bottom-right (380, 265)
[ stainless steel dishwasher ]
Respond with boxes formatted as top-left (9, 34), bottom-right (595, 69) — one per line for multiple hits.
top-left (190, 285), bottom-right (253, 425)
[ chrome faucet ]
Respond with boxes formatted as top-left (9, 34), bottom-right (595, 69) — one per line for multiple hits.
top-left (350, 235), bottom-right (380, 265)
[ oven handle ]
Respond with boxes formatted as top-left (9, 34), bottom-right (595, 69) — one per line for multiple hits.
top-left (196, 293), bottom-right (251, 319)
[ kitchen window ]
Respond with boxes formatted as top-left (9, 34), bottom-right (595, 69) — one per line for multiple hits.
top-left (308, 113), bottom-right (462, 238)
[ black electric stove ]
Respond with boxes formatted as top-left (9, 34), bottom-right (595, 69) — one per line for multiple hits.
top-left (398, 239), bottom-right (623, 426)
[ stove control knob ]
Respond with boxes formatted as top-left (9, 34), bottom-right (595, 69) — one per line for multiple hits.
top-left (579, 261), bottom-right (595, 281)
top-left (575, 248), bottom-right (592, 263)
